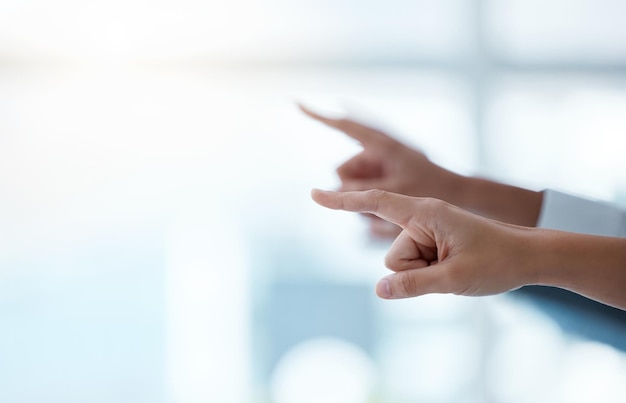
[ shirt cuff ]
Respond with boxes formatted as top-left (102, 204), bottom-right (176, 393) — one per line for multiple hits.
top-left (537, 189), bottom-right (626, 237)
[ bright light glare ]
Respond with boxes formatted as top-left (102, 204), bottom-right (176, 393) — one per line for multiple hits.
top-left (0, 0), bottom-right (271, 62)
top-left (0, 0), bottom-right (470, 63)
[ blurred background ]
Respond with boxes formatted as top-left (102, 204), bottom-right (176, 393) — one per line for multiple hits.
top-left (1, 0), bottom-right (626, 402)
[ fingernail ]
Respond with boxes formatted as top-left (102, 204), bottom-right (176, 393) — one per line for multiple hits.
top-left (377, 279), bottom-right (392, 298)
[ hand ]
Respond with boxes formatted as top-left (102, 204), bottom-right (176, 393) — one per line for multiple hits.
top-left (311, 189), bottom-right (536, 299)
top-left (300, 105), bottom-right (464, 238)
top-left (300, 104), bottom-right (543, 229)
top-left (300, 105), bottom-right (461, 198)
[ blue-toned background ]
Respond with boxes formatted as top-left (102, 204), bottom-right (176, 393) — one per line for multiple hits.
top-left (1, 1), bottom-right (626, 402)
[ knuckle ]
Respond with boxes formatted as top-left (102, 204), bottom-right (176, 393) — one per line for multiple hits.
top-left (367, 188), bottom-right (386, 198)
top-left (415, 198), bottom-right (447, 226)
top-left (420, 197), bottom-right (444, 211)
top-left (398, 272), bottom-right (418, 297)
top-left (338, 191), bottom-right (347, 210)
top-left (367, 189), bottom-right (387, 210)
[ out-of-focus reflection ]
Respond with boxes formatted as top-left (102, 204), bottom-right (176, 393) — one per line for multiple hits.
top-left (270, 337), bottom-right (376, 403)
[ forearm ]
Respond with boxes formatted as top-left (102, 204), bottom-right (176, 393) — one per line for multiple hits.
top-left (527, 228), bottom-right (626, 309)
top-left (452, 175), bottom-right (543, 227)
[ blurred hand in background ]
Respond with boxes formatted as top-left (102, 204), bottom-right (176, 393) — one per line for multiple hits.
top-left (301, 105), bottom-right (543, 237)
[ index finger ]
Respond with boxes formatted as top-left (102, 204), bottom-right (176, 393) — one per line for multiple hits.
top-left (311, 188), bottom-right (414, 228)
top-left (298, 104), bottom-right (391, 146)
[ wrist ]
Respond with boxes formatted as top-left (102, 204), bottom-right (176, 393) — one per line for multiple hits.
top-left (529, 228), bottom-right (598, 290)
top-left (453, 176), bottom-right (543, 227)
top-left (519, 227), bottom-right (556, 287)
top-left (516, 227), bottom-right (626, 309)
top-left (449, 174), bottom-right (488, 215)
top-left (440, 170), bottom-right (471, 207)
top-left (506, 225), bottom-right (545, 288)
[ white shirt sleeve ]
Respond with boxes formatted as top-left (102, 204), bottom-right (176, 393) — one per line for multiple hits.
top-left (537, 189), bottom-right (626, 237)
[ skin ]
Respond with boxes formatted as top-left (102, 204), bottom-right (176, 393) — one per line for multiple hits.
top-left (299, 104), bottom-right (544, 237)
top-left (311, 189), bottom-right (626, 310)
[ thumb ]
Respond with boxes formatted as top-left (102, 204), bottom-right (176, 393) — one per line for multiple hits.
top-left (376, 264), bottom-right (452, 299)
